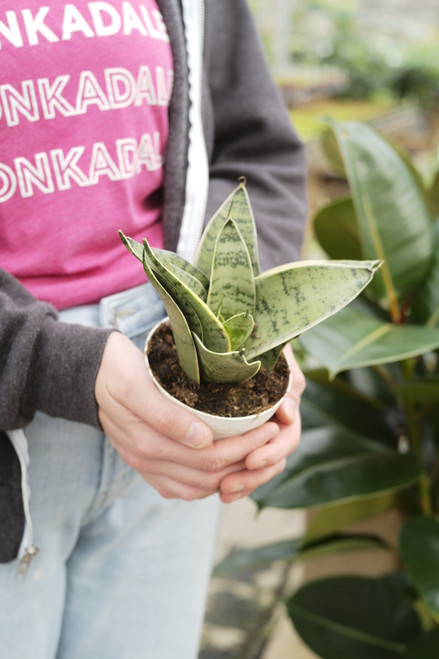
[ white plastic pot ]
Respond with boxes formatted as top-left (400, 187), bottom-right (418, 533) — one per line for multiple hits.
top-left (144, 319), bottom-right (292, 440)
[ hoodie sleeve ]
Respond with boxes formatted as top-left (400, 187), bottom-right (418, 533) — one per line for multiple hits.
top-left (203, 0), bottom-right (308, 271)
top-left (0, 269), bottom-right (113, 431)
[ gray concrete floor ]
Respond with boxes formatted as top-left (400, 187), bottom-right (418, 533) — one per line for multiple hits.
top-left (200, 497), bottom-right (315, 658)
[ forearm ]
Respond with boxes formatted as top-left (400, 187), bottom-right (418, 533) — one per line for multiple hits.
top-left (0, 269), bottom-right (112, 430)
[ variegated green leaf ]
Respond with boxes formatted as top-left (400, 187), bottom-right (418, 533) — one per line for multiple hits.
top-left (119, 231), bottom-right (208, 299)
top-left (142, 256), bottom-right (200, 383)
top-left (143, 240), bottom-right (230, 353)
top-left (207, 219), bottom-right (255, 319)
top-left (153, 247), bottom-right (210, 290)
top-left (119, 230), bottom-right (144, 261)
top-left (259, 344), bottom-right (286, 372)
top-left (223, 312), bottom-right (255, 350)
top-left (194, 182), bottom-right (261, 278)
top-left (245, 259), bottom-right (382, 360)
top-left (193, 333), bottom-right (261, 384)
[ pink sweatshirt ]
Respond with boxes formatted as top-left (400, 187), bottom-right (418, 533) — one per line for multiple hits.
top-left (0, 1), bottom-right (173, 309)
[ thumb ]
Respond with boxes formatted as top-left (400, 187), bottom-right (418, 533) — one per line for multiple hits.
top-left (96, 332), bottom-right (213, 448)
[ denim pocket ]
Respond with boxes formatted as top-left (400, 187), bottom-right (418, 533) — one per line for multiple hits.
top-left (99, 283), bottom-right (166, 351)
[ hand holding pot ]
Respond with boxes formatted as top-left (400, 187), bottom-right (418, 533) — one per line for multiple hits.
top-left (219, 344), bottom-right (305, 503)
top-left (95, 332), bottom-right (288, 501)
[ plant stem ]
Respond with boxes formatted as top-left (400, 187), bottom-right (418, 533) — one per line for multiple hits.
top-left (372, 363), bottom-right (397, 388)
top-left (402, 358), bottom-right (433, 516)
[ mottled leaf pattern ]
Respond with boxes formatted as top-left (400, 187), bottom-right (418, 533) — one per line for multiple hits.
top-left (143, 239), bottom-right (230, 353)
top-left (119, 230), bottom-right (144, 261)
top-left (153, 248), bottom-right (210, 290)
top-left (208, 219), bottom-right (255, 319)
top-left (192, 333), bottom-right (261, 384)
top-left (118, 231), bottom-right (208, 298)
top-left (245, 260), bottom-right (382, 360)
top-left (141, 255), bottom-right (200, 383)
top-left (194, 182), bottom-right (260, 278)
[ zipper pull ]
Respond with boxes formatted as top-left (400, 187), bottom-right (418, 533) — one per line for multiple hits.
top-left (15, 544), bottom-right (40, 582)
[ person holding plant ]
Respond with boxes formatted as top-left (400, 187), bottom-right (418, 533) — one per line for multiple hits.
top-left (0, 1), bottom-right (307, 658)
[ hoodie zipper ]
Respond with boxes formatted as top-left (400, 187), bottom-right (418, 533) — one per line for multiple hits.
top-left (7, 430), bottom-right (40, 581)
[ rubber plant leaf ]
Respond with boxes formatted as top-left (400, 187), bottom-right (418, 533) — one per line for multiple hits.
top-left (252, 426), bottom-right (420, 510)
top-left (327, 120), bottom-right (433, 314)
top-left (286, 574), bottom-right (421, 659)
top-left (213, 533), bottom-right (388, 577)
top-left (245, 259), bottom-right (382, 361)
top-left (400, 517), bottom-right (439, 617)
top-left (300, 305), bottom-right (439, 378)
top-left (410, 220), bottom-right (439, 327)
top-left (207, 219), bottom-right (256, 319)
top-left (313, 196), bottom-right (363, 261)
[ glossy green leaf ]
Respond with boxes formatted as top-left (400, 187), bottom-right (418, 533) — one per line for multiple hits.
top-left (400, 517), bottom-right (439, 616)
top-left (301, 374), bottom-right (395, 446)
top-left (213, 534), bottom-right (388, 577)
top-left (214, 538), bottom-right (302, 576)
top-left (192, 333), bottom-right (260, 384)
top-left (404, 628), bottom-right (439, 658)
top-left (393, 379), bottom-right (439, 404)
top-left (287, 574), bottom-right (421, 659)
top-left (207, 219), bottom-right (255, 319)
top-left (321, 126), bottom-right (346, 176)
top-left (194, 182), bottom-right (260, 278)
top-left (222, 312), bottom-right (255, 350)
top-left (141, 258), bottom-right (200, 383)
top-left (300, 305), bottom-right (439, 378)
top-left (410, 220), bottom-right (439, 327)
top-left (328, 120), bottom-right (433, 306)
top-left (143, 239), bottom-right (230, 353)
top-left (313, 197), bottom-right (363, 261)
top-left (245, 259), bottom-right (381, 360)
top-left (427, 168), bottom-right (439, 220)
top-left (252, 426), bottom-right (420, 510)
top-left (305, 491), bottom-right (403, 543)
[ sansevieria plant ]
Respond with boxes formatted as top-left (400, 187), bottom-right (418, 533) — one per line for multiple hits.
top-left (119, 180), bottom-right (380, 421)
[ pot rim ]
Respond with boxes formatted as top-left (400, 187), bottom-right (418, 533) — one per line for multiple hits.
top-left (144, 318), bottom-right (292, 423)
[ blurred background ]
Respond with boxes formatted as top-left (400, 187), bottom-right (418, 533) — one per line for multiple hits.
top-left (200, 3), bottom-right (439, 658)
top-left (250, 0), bottom-right (439, 230)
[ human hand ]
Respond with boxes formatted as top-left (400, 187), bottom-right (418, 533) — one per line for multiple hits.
top-left (218, 344), bottom-right (305, 503)
top-left (94, 331), bottom-right (284, 500)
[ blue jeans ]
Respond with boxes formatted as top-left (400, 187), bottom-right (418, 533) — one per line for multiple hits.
top-left (0, 283), bottom-right (222, 659)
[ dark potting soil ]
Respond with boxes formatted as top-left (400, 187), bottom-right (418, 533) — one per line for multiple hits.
top-left (147, 322), bottom-right (290, 417)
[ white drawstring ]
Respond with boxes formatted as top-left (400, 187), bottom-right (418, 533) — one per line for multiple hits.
top-left (177, 0), bottom-right (209, 263)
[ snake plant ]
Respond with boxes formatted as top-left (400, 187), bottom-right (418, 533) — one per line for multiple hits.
top-left (119, 181), bottom-right (380, 385)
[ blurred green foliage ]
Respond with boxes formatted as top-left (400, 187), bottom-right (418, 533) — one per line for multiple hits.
top-left (250, 0), bottom-right (439, 109)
